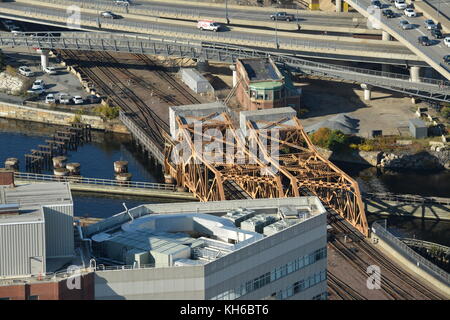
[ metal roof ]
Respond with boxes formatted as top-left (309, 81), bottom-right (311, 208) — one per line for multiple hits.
top-left (240, 58), bottom-right (282, 82)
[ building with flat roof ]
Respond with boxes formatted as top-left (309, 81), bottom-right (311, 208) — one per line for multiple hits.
top-left (234, 58), bottom-right (301, 111)
top-left (0, 173), bottom-right (74, 279)
top-left (83, 197), bottom-right (328, 300)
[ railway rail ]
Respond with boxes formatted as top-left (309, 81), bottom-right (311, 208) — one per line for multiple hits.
top-left (328, 212), bottom-right (446, 300)
top-left (327, 271), bottom-right (367, 300)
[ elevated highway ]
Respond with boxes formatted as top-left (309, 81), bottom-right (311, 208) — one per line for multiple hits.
top-left (344, 0), bottom-right (450, 81)
top-left (14, 0), bottom-right (380, 34)
top-left (0, 32), bottom-right (449, 102)
top-left (0, 1), bottom-right (424, 65)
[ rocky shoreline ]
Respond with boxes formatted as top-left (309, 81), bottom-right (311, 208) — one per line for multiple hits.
top-left (316, 147), bottom-right (450, 171)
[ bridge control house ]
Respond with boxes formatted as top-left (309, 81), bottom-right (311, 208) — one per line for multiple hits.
top-left (234, 58), bottom-right (301, 111)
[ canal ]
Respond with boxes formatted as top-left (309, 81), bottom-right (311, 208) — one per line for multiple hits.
top-left (1, 119), bottom-right (449, 245)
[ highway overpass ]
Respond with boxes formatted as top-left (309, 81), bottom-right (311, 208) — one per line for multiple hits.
top-left (0, 1), bottom-right (424, 66)
top-left (0, 31), bottom-right (448, 102)
top-left (343, 0), bottom-right (450, 81)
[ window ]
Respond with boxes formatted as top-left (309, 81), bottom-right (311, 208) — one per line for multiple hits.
top-left (274, 90), bottom-right (280, 100)
top-left (0, 297), bottom-right (10, 300)
top-left (28, 295), bottom-right (39, 300)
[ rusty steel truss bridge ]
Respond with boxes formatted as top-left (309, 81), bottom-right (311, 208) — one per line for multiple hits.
top-left (164, 108), bottom-right (369, 236)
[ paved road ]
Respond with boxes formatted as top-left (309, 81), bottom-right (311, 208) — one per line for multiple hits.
top-left (425, 0), bottom-right (450, 20)
top-left (346, 0), bottom-right (450, 80)
top-left (0, 2), bottom-right (417, 63)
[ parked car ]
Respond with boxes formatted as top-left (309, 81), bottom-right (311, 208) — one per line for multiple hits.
top-left (58, 93), bottom-right (72, 104)
top-left (85, 95), bottom-right (101, 104)
top-left (424, 19), bottom-right (437, 30)
top-left (371, 0), bottom-right (382, 9)
top-left (443, 55), bottom-right (450, 65)
top-left (18, 66), bottom-right (34, 77)
top-left (44, 66), bottom-right (57, 75)
top-left (197, 20), bottom-right (221, 32)
top-left (382, 9), bottom-right (395, 18)
top-left (418, 35), bottom-right (431, 46)
top-left (444, 37), bottom-right (450, 47)
top-left (394, 0), bottom-right (407, 10)
top-left (403, 8), bottom-right (416, 17)
top-left (430, 28), bottom-right (443, 39)
top-left (72, 96), bottom-right (84, 105)
top-left (269, 12), bottom-right (295, 22)
top-left (100, 11), bottom-right (119, 19)
top-left (114, 0), bottom-right (130, 6)
top-left (31, 79), bottom-right (45, 90)
top-left (27, 88), bottom-right (45, 95)
top-left (45, 94), bottom-right (55, 104)
top-left (402, 23), bottom-right (414, 30)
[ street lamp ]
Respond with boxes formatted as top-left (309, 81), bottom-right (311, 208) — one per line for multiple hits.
top-left (225, 0), bottom-right (230, 24)
top-left (275, 18), bottom-right (279, 49)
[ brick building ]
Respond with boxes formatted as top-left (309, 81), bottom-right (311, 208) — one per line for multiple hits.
top-left (234, 58), bottom-right (301, 111)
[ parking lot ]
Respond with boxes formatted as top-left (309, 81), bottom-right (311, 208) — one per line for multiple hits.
top-left (1, 47), bottom-right (101, 110)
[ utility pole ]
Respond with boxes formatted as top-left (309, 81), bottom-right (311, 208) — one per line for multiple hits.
top-left (275, 18), bottom-right (279, 49)
top-left (225, 0), bottom-right (230, 24)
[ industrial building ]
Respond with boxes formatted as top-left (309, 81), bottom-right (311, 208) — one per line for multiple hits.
top-left (180, 68), bottom-right (213, 94)
top-left (234, 58), bottom-right (301, 111)
top-left (0, 171), bottom-right (75, 279)
top-left (83, 197), bottom-right (328, 300)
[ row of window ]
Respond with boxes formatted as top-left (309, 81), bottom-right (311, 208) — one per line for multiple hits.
top-left (276, 270), bottom-right (327, 300)
top-left (249, 88), bottom-right (285, 101)
top-left (211, 247), bottom-right (327, 300)
top-left (312, 292), bottom-right (328, 300)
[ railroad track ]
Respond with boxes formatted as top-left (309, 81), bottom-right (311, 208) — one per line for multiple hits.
top-left (329, 213), bottom-right (446, 300)
top-left (133, 53), bottom-right (201, 105)
top-left (327, 271), bottom-right (367, 300)
top-left (60, 50), bottom-right (167, 148)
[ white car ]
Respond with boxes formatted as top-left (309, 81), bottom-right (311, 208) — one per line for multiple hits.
top-left (114, 0), bottom-right (130, 6)
top-left (44, 66), bottom-right (57, 75)
top-left (197, 20), bottom-right (221, 32)
top-left (394, 0), bottom-right (407, 10)
top-left (31, 79), bottom-right (45, 90)
top-left (403, 8), bottom-right (416, 17)
top-left (45, 94), bottom-right (55, 104)
top-left (18, 66), bottom-right (34, 77)
top-left (58, 93), bottom-right (72, 104)
top-left (424, 19), bottom-right (437, 30)
top-left (444, 37), bottom-right (450, 48)
top-left (100, 11), bottom-right (118, 19)
top-left (72, 96), bottom-right (84, 105)
top-left (27, 88), bottom-right (45, 95)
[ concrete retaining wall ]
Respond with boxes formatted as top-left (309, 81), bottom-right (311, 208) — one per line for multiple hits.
top-left (370, 235), bottom-right (450, 297)
top-left (0, 101), bottom-right (129, 133)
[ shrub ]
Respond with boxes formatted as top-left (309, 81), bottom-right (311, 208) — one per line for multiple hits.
top-left (309, 127), bottom-right (351, 152)
top-left (94, 104), bottom-right (120, 120)
top-left (441, 107), bottom-right (450, 119)
top-left (5, 65), bottom-right (17, 75)
top-left (310, 127), bottom-right (332, 148)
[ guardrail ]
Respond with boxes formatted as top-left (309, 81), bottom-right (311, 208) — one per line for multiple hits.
top-left (118, 111), bottom-right (165, 165)
top-left (372, 221), bottom-right (450, 285)
top-left (14, 171), bottom-right (176, 191)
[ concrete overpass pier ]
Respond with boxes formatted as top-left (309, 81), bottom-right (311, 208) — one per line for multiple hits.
top-left (336, 0), bottom-right (342, 12)
top-left (361, 83), bottom-right (372, 101)
top-left (36, 49), bottom-right (49, 70)
top-left (410, 66), bottom-right (421, 82)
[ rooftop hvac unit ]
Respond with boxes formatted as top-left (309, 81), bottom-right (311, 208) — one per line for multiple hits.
top-left (225, 207), bottom-right (255, 227)
top-left (263, 219), bottom-right (298, 236)
top-left (240, 214), bottom-right (278, 234)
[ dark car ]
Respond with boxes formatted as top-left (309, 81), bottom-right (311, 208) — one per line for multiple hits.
top-left (371, 0), bottom-right (382, 9)
top-left (431, 28), bottom-right (443, 39)
top-left (382, 9), bottom-right (395, 18)
top-left (270, 12), bottom-right (295, 22)
top-left (418, 35), bottom-right (431, 46)
top-left (85, 95), bottom-right (101, 104)
top-left (100, 11), bottom-right (120, 19)
top-left (444, 55), bottom-right (450, 65)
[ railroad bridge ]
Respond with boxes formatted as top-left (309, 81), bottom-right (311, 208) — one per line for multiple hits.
top-left (164, 103), bottom-right (369, 236)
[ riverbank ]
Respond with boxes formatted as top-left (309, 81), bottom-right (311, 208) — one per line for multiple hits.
top-left (317, 146), bottom-right (450, 171)
top-left (0, 100), bottom-right (129, 133)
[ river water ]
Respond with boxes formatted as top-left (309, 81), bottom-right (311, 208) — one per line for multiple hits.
top-left (1, 119), bottom-right (449, 245)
